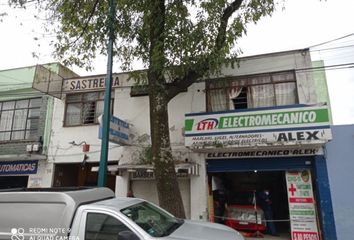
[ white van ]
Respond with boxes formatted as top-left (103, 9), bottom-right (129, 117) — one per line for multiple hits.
top-left (0, 188), bottom-right (244, 240)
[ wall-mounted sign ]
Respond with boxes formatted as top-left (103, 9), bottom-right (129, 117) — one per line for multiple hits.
top-left (62, 74), bottom-right (120, 92)
top-left (206, 147), bottom-right (323, 159)
top-left (98, 115), bottom-right (130, 145)
top-left (0, 160), bottom-right (38, 175)
top-left (184, 105), bottom-right (332, 149)
top-left (286, 170), bottom-right (320, 240)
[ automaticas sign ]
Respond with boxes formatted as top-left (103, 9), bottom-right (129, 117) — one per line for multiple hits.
top-left (184, 106), bottom-right (332, 149)
top-left (0, 160), bottom-right (38, 175)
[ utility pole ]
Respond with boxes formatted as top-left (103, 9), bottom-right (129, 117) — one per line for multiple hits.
top-left (98, 0), bottom-right (116, 187)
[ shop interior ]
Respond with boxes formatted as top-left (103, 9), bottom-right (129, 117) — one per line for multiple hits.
top-left (53, 163), bottom-right (116, 191)
top-left (210, 170), bottom-right (291, 238)
top-left (0, 176), bottom-right (28, 189)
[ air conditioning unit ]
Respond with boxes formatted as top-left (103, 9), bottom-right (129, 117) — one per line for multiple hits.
top-left (32, 144), bottom-right (40, 152)
top-left (26, 144), bottom-right (33, 152)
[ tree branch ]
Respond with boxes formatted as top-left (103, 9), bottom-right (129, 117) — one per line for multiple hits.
top-left (70, 0), bottom-right (100, 46)
top-left (166, 0), bottom-right (244, 100)
top-left (215, 0), bottom-right (243, 51)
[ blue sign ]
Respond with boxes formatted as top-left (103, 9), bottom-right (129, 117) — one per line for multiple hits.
top-left (99, 115), bottom-right (130, 145)
top-left (0, 160), bottom-right (38, 175)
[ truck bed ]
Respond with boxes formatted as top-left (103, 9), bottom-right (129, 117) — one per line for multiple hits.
top-left (0, 187), bottom-right (114, 238)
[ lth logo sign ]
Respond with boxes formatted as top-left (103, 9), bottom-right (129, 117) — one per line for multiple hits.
top-left (196, 118), bottom-right (219, 130)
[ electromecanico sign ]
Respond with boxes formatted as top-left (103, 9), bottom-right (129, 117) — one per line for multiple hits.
top-left (184, 105), bottom-right (332, 149)
top-left (286, 170), bottom-right (320, 240)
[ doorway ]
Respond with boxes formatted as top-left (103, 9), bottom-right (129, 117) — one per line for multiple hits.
top-left (0, 176), bottom-right (28, 189)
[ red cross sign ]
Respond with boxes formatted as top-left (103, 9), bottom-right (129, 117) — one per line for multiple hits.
top-left (289, 183), bottom-right (297, 196)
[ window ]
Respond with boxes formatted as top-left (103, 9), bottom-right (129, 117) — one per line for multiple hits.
top-left (0, 98), bottom-right (41, 141)
top-left (64, 92), bottom-right (113, 126)
top-left (121, 201), bottom-right (183, 237)
top-left (207, 71), bottom-right (298, 112)
top-left (85, 213), bottom-right (139, 240)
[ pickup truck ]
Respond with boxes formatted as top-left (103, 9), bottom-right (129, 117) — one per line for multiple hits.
top-left (0, 188), bottom-right (244, 240)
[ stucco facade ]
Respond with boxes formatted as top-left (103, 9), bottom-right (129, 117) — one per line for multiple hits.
top-left (325, 124), bottom-right (354, 240)
top-left (0, 63), bottom-right (76, 189)
top-left (20, 49), bottom-right (336, 239)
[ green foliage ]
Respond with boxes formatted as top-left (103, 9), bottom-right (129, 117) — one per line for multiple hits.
top-left (8, 0), bottom-right (281, 77)
top-left (139, 145), bottom-right (153, 165)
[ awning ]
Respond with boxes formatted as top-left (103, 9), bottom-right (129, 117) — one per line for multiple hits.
top-left (91, 163), bottom-right (200, 176)
top-left (91, 165), bottom-right (119, 173)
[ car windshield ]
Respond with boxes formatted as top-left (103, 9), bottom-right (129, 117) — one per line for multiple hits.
top-left (121, 201), bottom-right (184, 237)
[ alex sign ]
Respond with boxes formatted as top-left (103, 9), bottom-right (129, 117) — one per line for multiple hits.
top-left (184, 106), bottom-right (332, 148)
top-left (98, 115), bottom-right (130, 145)
top-left (286, 170), bottom-right (320, 240)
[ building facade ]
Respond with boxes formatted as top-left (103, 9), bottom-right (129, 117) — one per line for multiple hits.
top-left (325, 124), bottom-right (354, 240)
top-left (0, 63), bottom-right (77, 189)
top-left (28, 49), bottom-right (336, 239)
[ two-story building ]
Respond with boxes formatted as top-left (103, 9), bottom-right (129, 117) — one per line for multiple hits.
top-left (29, 49), bottom-right (336, 239)
top-left (0, 63), bottom-right (77, 189)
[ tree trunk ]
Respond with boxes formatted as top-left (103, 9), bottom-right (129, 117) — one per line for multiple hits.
top-left (148, 84), bottom-right (186, 218)
top-left (147, 0), bottom-right (186, 218)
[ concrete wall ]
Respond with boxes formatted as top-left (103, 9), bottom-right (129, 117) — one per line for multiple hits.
top-left (325, 124), bottom-right (354, 240)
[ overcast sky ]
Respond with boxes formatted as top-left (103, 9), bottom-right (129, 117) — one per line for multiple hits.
top-left (0, 0), bottom-right (353, 124)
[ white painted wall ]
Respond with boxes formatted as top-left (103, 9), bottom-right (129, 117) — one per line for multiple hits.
top-left (27, 161), bottom-right (53, 188)
top-left (131, 179), bottom-right (191, 219)
top-left (45, 49), bottom-right (317, 220)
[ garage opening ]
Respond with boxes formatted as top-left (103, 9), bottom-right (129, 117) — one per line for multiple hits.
top-left (209, 170), bottom-right (291, 238)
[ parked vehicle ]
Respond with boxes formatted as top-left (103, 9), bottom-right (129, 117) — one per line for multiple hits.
top-left (224, 191), bottom-right (266, 232)
top-left (0, 187), bottom-right (244, 240)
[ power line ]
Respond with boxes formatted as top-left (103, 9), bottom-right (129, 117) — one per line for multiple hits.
top-left (308, 33), bottom-right (354, 48)
top-left (310, 44), bottom-right (354, 53)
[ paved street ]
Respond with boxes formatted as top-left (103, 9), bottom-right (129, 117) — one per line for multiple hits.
top-left (245, 233), bottom-right (289, 240)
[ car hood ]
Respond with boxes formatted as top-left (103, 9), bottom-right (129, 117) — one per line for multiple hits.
top-left (163, 220), bottom-right (244, 240)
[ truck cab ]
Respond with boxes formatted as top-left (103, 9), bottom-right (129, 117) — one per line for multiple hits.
top-left (0, 188), bottom-right (244, 240)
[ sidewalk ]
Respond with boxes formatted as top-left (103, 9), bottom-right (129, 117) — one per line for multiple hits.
top-left (245, 233), bottom-right (289, 240)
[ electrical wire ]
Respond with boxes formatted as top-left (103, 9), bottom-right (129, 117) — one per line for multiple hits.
top-left (308, 33), bottom-right (354, 48)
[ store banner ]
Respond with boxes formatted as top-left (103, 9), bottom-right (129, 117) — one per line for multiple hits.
top-left (286, 170), bottom-right (320, 240)
top-left (184, 105), bottom-right (332, 149)
top-left (0, 160), bottom-right (38, 175)
top-left (62, 74), bottom-right (120, 92)
top-left (206, 147), bottom-right (323, 159)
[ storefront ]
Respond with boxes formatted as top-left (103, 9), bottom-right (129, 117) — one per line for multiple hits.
top-left (53, 162), bottom-right (117, 191)
top-left (185, 105), bottom-right (337, 240)
top-left (0, 160), bottom-right (39, 189)
top-left (115, 162), bottom-right (200, 219)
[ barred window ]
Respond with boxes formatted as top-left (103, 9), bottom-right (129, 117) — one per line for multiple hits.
top-left (207, 71), bottom-right (298, 112)
top-left (0, 98), bottom-right (41, 141)
top-left (64, 92), bottom-right (113, 126)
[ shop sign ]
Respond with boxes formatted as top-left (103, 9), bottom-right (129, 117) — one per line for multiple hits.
top-left (286, 170), bottom-right (320, 240)
top-left (98, 115), bottom-right (130, 145)
top-left (62, 74), bottom-right (120, 92)
top-left (0, 160), bottom-right (38, 175)
top-left (131, 170), bottom-right (189, 180)
top-left (206, 147), bottom-right (323, 159)
top-left (184, 106), bottom-right (331, 149)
